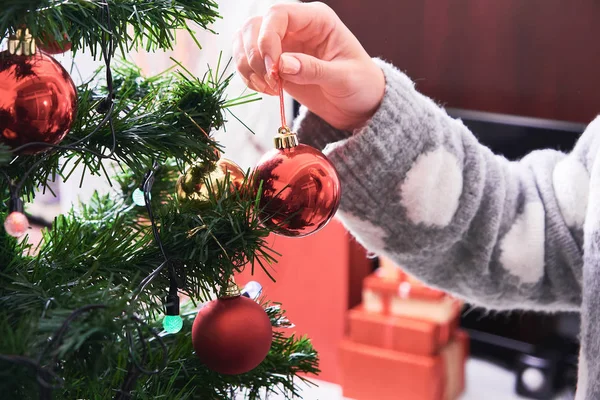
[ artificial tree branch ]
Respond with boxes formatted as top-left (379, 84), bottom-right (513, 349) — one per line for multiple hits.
top-left (0, 0), bottom-right (220, 58)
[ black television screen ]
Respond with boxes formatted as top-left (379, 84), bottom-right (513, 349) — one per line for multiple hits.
top-left (446, 108), bottom-right (586, 160)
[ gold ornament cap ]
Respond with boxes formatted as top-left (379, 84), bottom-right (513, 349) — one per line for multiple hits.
top-left (220, 276), bottom-right (241, 298)
top-left (274, 126), bottom-right (299, 149)
top-left (9, 28), bottom-right (36, 56)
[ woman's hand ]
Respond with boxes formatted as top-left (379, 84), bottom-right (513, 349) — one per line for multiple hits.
top-left (233, 2), bottom-right (385, 131)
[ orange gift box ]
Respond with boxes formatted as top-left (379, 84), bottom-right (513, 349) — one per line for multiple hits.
top-left (363, 273), bottom-right (447, 309)
top-left (349, 306), bottom-right (453, 356)
top-left (362, 273), bottom-right (462, 343)
top-left (340, 330), bottom-right (469, 400)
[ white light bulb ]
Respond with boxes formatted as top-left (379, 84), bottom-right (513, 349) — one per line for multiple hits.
top-left (242, 281), bottom-right (263, 300)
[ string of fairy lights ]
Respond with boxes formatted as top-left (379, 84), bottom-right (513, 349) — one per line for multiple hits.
top-left (0, 4), bottom-right (262, 398)
top-left (1, 0), bottom-right (346, 396)
top-left (2, 3), bottom-right (118, 238)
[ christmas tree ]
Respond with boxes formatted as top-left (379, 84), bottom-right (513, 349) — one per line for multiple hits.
top-left (0, 1), bottom-right (320, 399)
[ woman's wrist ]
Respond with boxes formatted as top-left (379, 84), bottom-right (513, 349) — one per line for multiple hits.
top-left (351, 61), bottom-right (386, 130)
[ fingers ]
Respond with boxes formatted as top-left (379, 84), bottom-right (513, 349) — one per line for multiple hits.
top-left (233, 35), bottom-right (253, 88)
top-left (279, 52), bottom-right (343, 88)
top-left (234, 17), bottom-right (276, 95)
top-left (234, 2), bottom-right (338, 94)
top-left (242, 17), bottom-right (268, 90)
top-left (258, 2), bottom-right (336, 73)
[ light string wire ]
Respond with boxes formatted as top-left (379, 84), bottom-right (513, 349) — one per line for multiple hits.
top-left (134, 160), bottom-right (178, 300)
top-left (114, 161), bottom-right (173, 398)
top-left (0, 4), bottom-right (169, 399)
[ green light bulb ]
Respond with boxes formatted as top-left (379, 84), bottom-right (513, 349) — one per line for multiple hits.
top-left (132, 188), bottom-right (149, 206)
top-left (163, 315), bottom-right (183, 334)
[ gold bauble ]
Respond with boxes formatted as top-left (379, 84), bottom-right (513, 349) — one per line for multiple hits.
top-left (176, 158), bottom-right (245, 207)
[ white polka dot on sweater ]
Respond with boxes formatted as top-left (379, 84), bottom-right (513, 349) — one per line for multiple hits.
top-left (553, 157), bottom-right (589, 229)
top-left (584, 155), bottom-right (600, 234)
top-left (336, 211), bottom-right (387, 252)
top-left (400, 148), bottom-right (462, 227)
top-left (499, 202), bottom-right (545, 284)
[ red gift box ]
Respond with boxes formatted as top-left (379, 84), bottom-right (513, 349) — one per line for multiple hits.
top-left (340, 330), bottom-right (469, 400)
top-left (363, 273), bottom-right (447, 312)
top-left (362, 273), bottom-right (462, 342)
top-left (443, 330), bottom-right (469, 400)
top-left (349, 306), bottom-right (448, 356)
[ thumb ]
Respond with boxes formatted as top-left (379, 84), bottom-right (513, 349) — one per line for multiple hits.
top-left (278, 53), bottom-right (341, 86)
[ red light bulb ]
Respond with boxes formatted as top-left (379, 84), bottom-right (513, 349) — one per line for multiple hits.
top-left (4, 211), bottom-right (29, 238)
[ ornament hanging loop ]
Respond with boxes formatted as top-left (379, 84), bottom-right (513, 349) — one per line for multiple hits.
top-left (277, 126), bottom-right (291, 135)
top-left (270, 69), bottom-right (299, 150)
top-left (276, 74), bottom-right (287, 128)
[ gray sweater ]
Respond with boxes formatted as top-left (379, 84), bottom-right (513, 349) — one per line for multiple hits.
top-left (294, 59), bottom-right (599, 399)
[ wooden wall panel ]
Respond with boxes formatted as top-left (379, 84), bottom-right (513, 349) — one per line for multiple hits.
top-left (318, 0), bottom-right (600, 123)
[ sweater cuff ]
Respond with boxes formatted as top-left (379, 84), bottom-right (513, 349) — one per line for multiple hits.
top-left (292, 58), bottom-right (416, 151)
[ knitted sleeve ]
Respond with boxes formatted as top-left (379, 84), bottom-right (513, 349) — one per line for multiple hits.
top-left (292, 58), bottom-right (599, 312)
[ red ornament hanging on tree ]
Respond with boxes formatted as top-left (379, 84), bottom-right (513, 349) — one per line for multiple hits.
top-left (192, 279), bottom-right (272, 375)
top-left (0, 29), bottom-right (78, 154)
top-left (252, 72), bottom-right (341, 237)
top-left (254, 128), bottom-right (341, 237)
top-left (36, 32), bottom-right (72, 55)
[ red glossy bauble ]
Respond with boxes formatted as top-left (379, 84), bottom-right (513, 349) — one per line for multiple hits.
top-left (254, 144), bottom-right (341, 237)
top-left (0, 51), bottom-right (78, 154)
top-left (192, 295), bottom-right (272, 375)
top-left (36, 33), bottom-right (72, 54)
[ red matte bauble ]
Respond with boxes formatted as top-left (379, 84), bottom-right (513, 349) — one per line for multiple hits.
top-left (192, 295), bottom-right (272, 375)
top-left (0, 51), bottom-right (78, 154)
top-left (254, 144), bottom-right (341, 237)
top-left (37, 34), bottom-right (72, 54)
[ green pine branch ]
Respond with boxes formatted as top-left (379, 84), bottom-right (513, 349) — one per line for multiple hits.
top-left (0, 2), bottom-right (320, 398)
top-left (0, 0), bottom-right (220, 57)
top-left (0, 227), bottom-right (317, 399)
top-left (7, 177), bottom-right (275, 306)
top-left (1, 59), bottom-right (259, 205)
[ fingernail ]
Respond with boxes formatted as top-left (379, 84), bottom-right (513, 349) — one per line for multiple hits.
top-left (264, 73), bottom-right (278, 91)
top-left (280, 54), bottom-right (301, 75)
top-left (265, 55), bottom-right (275, 74)
top-left (249, 74), bottom-right (266, 92)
